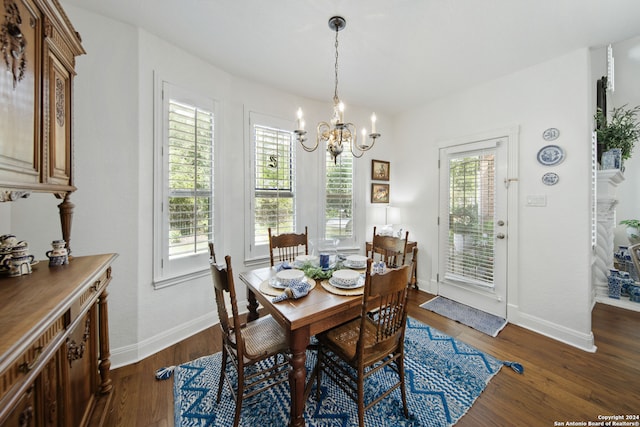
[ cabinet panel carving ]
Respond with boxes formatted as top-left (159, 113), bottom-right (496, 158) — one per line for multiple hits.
top-left (0, 0), bottom-right (41, 184)
top-left (0, 0), bottom-right (84, 253)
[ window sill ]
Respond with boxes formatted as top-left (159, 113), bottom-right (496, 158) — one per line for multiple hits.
top-left (153, 267), bottom-right (211, 290)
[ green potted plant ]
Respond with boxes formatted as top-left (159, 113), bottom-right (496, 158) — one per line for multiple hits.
top-left (619, 219), bottom-right (640, 243)
top-left (595, 104), bottom-right (640, 166)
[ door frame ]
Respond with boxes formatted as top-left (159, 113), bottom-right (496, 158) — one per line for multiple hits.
top-left (436, 126), bottom-right (519, 320)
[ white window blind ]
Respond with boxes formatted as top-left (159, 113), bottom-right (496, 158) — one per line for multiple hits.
top-left (446, 150), bottom-right (495, 287)
top-left (254, 124), bottom-right (295, 246)
top-left (167, 99), bottom-right (214, 258)
top-left (325, 151), bottom-right (353, 240)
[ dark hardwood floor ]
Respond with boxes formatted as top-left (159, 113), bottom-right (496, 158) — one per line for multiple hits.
top-left (102, 290), bottom-right (640, 426)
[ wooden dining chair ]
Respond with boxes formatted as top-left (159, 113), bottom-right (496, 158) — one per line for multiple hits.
top-left (211, 255), bottom-right (290, 427)
top-left (208, 241), bottom-right (217, 264)
top-left (368, 226), bottom-right (409, 268)
top-left (268, 226), bottom-right (308, 266)
top-left (314, 259), bottom-right (411, 427)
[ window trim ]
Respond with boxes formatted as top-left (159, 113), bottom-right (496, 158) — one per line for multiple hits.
top-left (153, 75), bottom-right (221, 288)
top-left (245, 110), bottom-right (297, 263)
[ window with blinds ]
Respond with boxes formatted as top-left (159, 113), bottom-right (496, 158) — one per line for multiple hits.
top-left (167, 99), bottom-right (214, 258)
top-left (254, 124), bottom-right (295, 246)
top-left (446, 150), bottom-right (496, 287)
top-left (325, 151), bottom-right (353, 240)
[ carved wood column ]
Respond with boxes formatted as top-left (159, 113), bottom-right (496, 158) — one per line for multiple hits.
top-left (98, 270), bottom-right (113, 394)
top-left (58, 193), bottom-right (74, 256)
top-left (593, 170), bottom-right (624, 300)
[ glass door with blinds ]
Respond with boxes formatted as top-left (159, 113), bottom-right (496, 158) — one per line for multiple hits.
top-left (438, 137), bottom-right (508, 318)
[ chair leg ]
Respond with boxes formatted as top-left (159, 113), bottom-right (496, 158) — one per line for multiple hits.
top-left (397, 354), bottom-right (408, 418)
top-left (216, 346), bottom-right (228, 403)
top-left (233, 367), bottom-right (244, 427)
top-left (357, 366), bottom-right (365, 427)
top-left (315, 346), bottom-right (323, 401)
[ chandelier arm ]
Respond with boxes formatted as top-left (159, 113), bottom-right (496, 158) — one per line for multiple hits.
top-left (299, 138), bottom-right (319, 152)
top-left (350, 147), bottom-right (366, 158)
top-left (354, 136), bottom-right (377, 156)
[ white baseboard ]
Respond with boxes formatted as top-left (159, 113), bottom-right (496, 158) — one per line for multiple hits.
top-left (110, 298), bottom-right (248, 369)
top-left (507, 305), bottom-right (596, 353)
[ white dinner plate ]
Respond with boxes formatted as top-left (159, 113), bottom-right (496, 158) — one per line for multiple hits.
top-left (270, 276), bottom-right (311, 289)
top-left (329, 275), bottom-right (364, 289)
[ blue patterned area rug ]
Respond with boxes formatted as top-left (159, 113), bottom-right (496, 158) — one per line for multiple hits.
top-left (420, 297), bottom-right (507, 337)
top-left (170, 317), bottom-right (506, 426)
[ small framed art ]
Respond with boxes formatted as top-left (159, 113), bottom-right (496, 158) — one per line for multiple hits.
top-left (371, 183), bottom-right (390, 203)
top-left (371, 159), bottom-right (390, 181)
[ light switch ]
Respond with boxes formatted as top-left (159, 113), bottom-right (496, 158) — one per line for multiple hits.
top-left (526, 195), bottom-right (547, 207)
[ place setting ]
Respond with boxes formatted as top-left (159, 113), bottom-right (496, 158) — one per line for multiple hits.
top-left (341, 254), bottom-right (367, 270)
top-left (320, 268), bottom-right (366, 296)
top-left (259, 267), bottom-right (316, 298)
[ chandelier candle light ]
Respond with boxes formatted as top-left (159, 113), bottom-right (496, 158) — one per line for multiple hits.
top-left (294, 16), bottom-right (381, 164)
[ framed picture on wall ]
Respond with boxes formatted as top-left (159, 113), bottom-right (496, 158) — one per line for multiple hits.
top-left (371, 183), bottom-right (390, 203)
top-left (371, 159), bottom-right (390, 181)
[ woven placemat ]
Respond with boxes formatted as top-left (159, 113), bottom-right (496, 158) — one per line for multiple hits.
top-left (320, 279), bottom-right (364, 296)
top-left (259, 277), bottom-right (316, 297)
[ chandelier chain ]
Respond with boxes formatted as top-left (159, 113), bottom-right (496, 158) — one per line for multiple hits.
top-left (333, 26), bottom-right (339, 104)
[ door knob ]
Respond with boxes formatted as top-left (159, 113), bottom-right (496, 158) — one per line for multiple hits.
top-left (496, 233), bottom-right (506, 239)
top-left (497, 220), bottom-right (505, 226)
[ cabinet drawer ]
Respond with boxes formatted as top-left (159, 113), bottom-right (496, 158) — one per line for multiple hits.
top-left (69, 266), bottom-right (112, 324)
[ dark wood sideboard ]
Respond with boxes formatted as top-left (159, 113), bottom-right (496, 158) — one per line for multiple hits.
top-left (0, 254), bottom-right (117, 426)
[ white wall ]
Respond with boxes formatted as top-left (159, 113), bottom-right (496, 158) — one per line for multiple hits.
top-left (392, 49), bottom-right (596, 351)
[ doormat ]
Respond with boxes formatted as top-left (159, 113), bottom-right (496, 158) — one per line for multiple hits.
top-left (420, 296), bottom-right (507, 337)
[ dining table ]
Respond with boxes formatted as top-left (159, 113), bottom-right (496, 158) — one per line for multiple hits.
top-left (239, 264), bottom-right (364, 427)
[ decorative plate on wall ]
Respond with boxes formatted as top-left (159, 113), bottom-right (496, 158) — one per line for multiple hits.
top-left (542, 128), bottom-right (560, 141)
top-left (537, 145), bottom-right (565, 166)
top-left (542, 172), bottom-right (559, 186)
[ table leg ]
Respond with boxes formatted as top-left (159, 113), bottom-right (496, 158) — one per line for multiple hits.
top-left (289, 326), bottom-right (310, 427)
top-left (247, 289), bottom-right (259, 322)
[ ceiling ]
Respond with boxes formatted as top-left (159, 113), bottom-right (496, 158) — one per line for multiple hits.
top-left (62, 0), bottom-right (640, 115)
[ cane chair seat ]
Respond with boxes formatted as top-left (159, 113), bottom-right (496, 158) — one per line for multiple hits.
top-left (232, 315), bottom-right (287, 362)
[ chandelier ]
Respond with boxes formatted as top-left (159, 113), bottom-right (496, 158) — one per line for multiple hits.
top-left (294, 16), bottom-right (380, 164)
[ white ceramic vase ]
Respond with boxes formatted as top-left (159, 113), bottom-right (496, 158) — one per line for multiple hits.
top-left (626, 227), bottom-right (640, 244)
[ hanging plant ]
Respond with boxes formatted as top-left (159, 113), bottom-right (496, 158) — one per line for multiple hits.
top-left (595, 104), bottom-right (640, 163)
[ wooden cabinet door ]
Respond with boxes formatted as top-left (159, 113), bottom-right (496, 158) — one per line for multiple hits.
top-left (63, 309), bottom-right (98, 427)
top-left (0, 0), bottom-right (42, 186)
top-left (2, 384), bottom-right (36, 427)
top-left (37, 353), bottom-right (63, 427)
top-left (44, 52), bottom-right (72, 186)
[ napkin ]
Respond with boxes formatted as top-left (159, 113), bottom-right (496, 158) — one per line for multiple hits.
top-left (275, 261), bottom-right (292, 272)
top-left (272, 279), bottom-right (311, 303)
